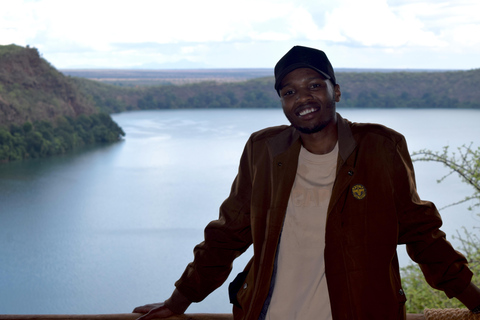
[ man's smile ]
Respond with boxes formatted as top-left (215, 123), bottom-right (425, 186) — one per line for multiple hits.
top-left (295, 106), bottom-right (320, 117)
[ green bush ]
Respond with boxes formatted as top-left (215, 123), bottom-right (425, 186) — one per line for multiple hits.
top-left (402, 226), bottom-right (480, 313)
top-left (402, 144), bottom-right (480, 313)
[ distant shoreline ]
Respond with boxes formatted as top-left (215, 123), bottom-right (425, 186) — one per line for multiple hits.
top-left (60, 67), bottom-right (463, 85)
top-left (60, 67), bottom-right (461, 76)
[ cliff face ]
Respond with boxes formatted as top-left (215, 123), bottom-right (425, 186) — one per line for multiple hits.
top-left (0, 44), bottom-right (97, 127)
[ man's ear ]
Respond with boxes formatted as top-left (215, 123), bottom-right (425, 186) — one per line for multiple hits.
top-left (334, 84), bottom-right (341, 102)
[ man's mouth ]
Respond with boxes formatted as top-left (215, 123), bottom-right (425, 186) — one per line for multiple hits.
top-left (296, 106), bottom-right (319, 117)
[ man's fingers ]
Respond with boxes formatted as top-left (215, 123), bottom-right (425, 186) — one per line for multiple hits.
top-left (138, 308), bottom-right (175, 320)
top-left (133, 303), bottom-right (175, 320)
top-left (133, 303), bottom-right (159, 313)
top-left (132, 306), bottom-right (149, 313)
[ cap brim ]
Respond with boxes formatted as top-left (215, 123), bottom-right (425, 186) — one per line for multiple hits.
top-left (275, 62), bottom-right (331, 92)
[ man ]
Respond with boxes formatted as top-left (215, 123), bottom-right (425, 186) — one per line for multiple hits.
top-left (134, 46), bottom-right (480, 319)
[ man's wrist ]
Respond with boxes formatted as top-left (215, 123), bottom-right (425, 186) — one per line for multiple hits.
top-left (164, 288), bottom-right (192, 315)
top-left (456, 282), bottom-right (480, 311)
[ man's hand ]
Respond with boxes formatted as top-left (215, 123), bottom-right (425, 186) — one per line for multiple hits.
top-left (133, 302), bottom-right (176, 320)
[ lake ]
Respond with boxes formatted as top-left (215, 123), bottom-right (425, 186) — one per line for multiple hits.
top-left (0, 108), bottom-right (479, 315)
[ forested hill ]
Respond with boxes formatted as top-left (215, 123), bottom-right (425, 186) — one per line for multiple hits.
top-left (0, 45), bottom-right (124, 162)
top-left (0, 44), bottom-right (99, 127)
top-left (68, 66), bottom-right (480, 113)
top-left (336, 69), bottom-right (480, 109)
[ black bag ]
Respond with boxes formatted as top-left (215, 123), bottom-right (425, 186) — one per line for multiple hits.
top-left (228, 270), bottom-right (248, 308)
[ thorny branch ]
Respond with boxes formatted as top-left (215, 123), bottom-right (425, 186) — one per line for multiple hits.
top-left (411, 143), bottom-right (480, 211)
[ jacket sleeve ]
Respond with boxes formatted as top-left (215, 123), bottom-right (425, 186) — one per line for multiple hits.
top-left (171, 136), bottom-right (254, 304)
top-left (394, 135), bottom-right (473, 298)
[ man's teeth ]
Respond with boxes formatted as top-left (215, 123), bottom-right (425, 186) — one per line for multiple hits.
top-left (299, 108), bottom-right (316, 116)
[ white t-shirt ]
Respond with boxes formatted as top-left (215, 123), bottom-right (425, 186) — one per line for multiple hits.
top-left (265, 143), bottom-right (338, 320)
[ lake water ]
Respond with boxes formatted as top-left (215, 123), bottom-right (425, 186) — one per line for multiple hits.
top-left (1, 108), bottom-right (479, 315)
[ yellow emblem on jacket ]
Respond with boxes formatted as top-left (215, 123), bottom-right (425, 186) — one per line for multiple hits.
top-left (352, 184), bottom-right (366, 200)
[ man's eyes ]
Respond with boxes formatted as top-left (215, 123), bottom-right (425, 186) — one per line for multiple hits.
top-left (281, 82), bottom-right (325, 96)
top-left (282, 89), bottom-right (294, 97)
top-left (310, 83), bottom-right (324, 89)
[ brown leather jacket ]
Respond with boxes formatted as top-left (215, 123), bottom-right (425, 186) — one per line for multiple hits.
top-left (170, 114), bottom-right (473, 319)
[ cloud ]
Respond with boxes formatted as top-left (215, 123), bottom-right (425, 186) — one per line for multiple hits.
top-left (313, 0), bottom-right (445, 48)
top-left (1, 1), bottom-right (38, 45)
top-left (1, 0), bottom-right (332, 46)
top-left (388, 0), bottom-right (480, 47)
top-left (1, 0), bottom-right (479, 69)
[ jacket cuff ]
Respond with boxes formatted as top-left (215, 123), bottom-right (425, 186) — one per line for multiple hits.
top-left (455, 282), bottom-right (480, 311)
top-left (164, 288), bottom-right (192, 315)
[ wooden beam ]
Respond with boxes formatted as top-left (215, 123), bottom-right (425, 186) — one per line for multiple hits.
top-left (0, 315), bottom-right (232, 320)
top-left (0, 314), bottom-right (425, 320)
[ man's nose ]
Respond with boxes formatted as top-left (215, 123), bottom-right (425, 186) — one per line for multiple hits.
top-left (296, 88), bottom-right (313, 102)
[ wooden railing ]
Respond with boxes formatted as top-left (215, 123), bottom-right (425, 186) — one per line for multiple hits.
top-left (0, 315), bottom-right (231, 320)
top-left (0, 313), bottom-right (426, 320)
top-left (4, 309), bottom-right (480, 319)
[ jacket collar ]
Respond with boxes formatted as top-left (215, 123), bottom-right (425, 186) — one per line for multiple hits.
top-left (266, 125), bottom-right (301, 159)
top-left (337, 113), bottom-right (357, 166)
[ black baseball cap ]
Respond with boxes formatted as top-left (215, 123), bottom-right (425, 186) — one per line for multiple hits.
top-left (274, 46), bottom-right (336, 94)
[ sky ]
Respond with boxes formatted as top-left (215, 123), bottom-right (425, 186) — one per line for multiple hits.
top-left (1, 0), bottom-right (480, 70)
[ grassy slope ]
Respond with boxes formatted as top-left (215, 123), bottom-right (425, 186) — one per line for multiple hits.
top-left (0, 45), bottom-right (97, 127)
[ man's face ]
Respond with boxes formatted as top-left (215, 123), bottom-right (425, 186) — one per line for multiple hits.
top-left (279, 68), bottom-right (341, 134)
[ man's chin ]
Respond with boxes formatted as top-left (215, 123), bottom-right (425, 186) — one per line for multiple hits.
top-left (294, 124), bottom-right (327, 134)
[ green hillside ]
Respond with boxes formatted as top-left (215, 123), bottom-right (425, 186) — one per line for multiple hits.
top-left (0, 44), bottom-right (100, 126)
top-left (72, 75), bottom-right (279, 113)
top-left (69, 67), bottom-right (480, 113)
top-left (336, 70), bottom-right (480, 108)
top-left (0, 45), bottom-right (124, 162)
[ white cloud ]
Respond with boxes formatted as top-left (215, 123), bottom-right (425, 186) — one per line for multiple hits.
top-left (1, 1), bottom-right (38, 45)
top-left (388, 0), bottom-right (480, 48)
top-left (1, 0), bottom-right (479, 69)
top-left (315, 0), bottom-right (446, 47)
top-left (0, 0), bottom-right (329, 45)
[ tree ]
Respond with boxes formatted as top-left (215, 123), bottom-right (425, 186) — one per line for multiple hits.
top-left (412, 144), bottom-right (480, 211)
top-left (22, 121), bottom-right (33, 133)
top-left (401, 144), bottom-right (480, 313)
